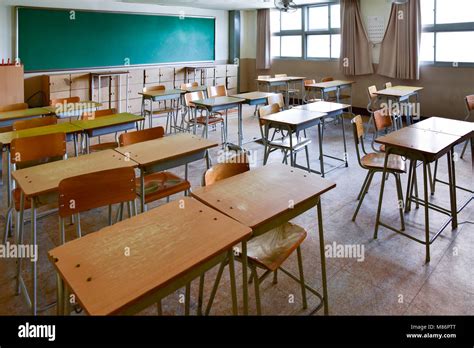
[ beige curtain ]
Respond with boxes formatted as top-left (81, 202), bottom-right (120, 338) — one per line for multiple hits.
top-left (377, 0), bottom-right (421, 80)
top-left (256, 9), bottom-right (271, 70)
top-left (340, 0), bottom-right (374, 75)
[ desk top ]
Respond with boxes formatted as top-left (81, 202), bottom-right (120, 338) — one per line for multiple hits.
top-left (191, 163), bottom-right (336, 232)
top-left (260, 108), bottom-right (327, 126)
top-left (0, 123), bottom-right (82, 146)
top-left (91, 71), bottom-right (129, 76)
top-left (71, 113), bottom-right (144, 131)
top-left (115, 133), bottom-right (218, 167)
top-left (48, 197), bottom-right (252, 315)
top-left (231, 92), bottom-right (276, 101)
top-left (0, 107), bottom-right (53, 121)
top-left (12, 149), bottom-right (135, 197)
top-left (374, 86), bottom-right (424, 98)
top-left (44, 101), bottom-right (101, 115)
top-left (140, 89), bottom-right (185, 98)
top-left (180, 86), bottom-right (208, 93)
top-left (296, 101), bottom-right (350, 114)
top-left (256, 76), bottom-right (306, 83)
top-left (305, 80), bottom-right (355, 89)
top-left (411, 116), bottom-right (474, 138)
top-left (192, 96), bottom-right (245, 107)
top-left (375, 127), bottom-right (460, 158)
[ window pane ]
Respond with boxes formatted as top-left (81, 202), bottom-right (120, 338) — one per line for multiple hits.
top-left (330, 4), bottom-right (341, 29)
top-left (271, 36), bottom-right (281, 57)
top-left (436, 0), bottom-right (474, 24)
top-left (281, 35), bottom-right (302, 57)
top-left (331, 34), bottom-right (341, 58)
top-left (436, 31), bottom-right (474, 63)
top-left (420, 32), bottom-right (434, 62)
top-left (308, 6), bottom-right (329, 31)
top-left (281, 9), bottom-right (302, 31)
top-left (307, 35), bottom-right (330, 58)
top-left (270, 10), bottom-right (281, 33)
top-left (420, 0), bottom-right (434, 26)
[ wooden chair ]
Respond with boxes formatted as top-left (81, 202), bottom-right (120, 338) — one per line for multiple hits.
top-left (258, 103), bottom-right (311, 171)
top-left (267, 93), bottom-right (285, 109)
top-left (81, 109), bottom-right (119, 153)
top-left (58, 167), bottom-right (137, 244)
top-left (180, 82), bottom-right (199, 89)
top-left (275, 74), bottom-right (299, 106)
top-left (202, 154), bottom-right (312, 315)
top-left (351, 115), bottom-right (406, 228)
top-left (184, 91), bottom-right (226, 143)
top-left (13, 116), bottom-right (57, 131)
top-left (3, 133), bottom-right (67, 244)
top-left (371, 108), bottom-right (394, 152)
top-left (207, 85), bottom-right (228, 98)
top-left (385, 82), bottom-right (393, 89)
top-left (303, 79), bottom-right (322, 103)
top-left (119, 127), bottom-right (190, 211)
top-left (0, 103), bottom-right (30, 133)
top-left (50, 96), bottom-right (80, 106)
top-left (142, 85), bottom-right (175, 129)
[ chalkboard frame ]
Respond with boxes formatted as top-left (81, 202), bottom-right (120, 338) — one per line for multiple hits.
top-left (16, 6), bottom-right (217, 73)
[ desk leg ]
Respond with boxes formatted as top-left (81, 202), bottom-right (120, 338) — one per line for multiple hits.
top-left (149, 100), bottom-right (154, 130)
top-left (193, 107), bottom-right (197, 135)
top-left (16, 191), bottom-right (25, 295)
top-left (7, 149), bottom-right (12, 212)
top-left (286, 82), bottom-right (290, 109)
top-left (317, 199), bottom-right (329, 315)
top-left (447, 149), bottom-right (458, 229)
top-left (422, 162), bottom-right (431, 263)
top-left (228, 250), bottom-right (238, 315)
top-left (341, 113), bottom-right (348, 168)
top-left (318, 123), bottom-right (325, 177)
top-left (241, 240), bottom-right (249, 315)
top-left (85, 133), bottom-right (90, 155)
top-left (140, 168), bottom-right (146, 214)
top-left (31, 198), bottom-right (37, 316)
top-left (374, 152), bottom-right (390, 239)
top-left (56, 274), bottom-right (64, 315)
top-left (238, 104), bottom-right (243, 147)
top-left (73, 133), bottom-right (78, 157)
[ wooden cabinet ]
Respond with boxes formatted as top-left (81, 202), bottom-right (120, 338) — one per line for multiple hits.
top-left (160, 67), bottom-right (175, 82)
top-left (215, 65), bottom-right (227, 78)
top-left (227, 77), bottom-right (238, 89)
top-left (0, 65), bottom-right (24, 106)
top-left (144, 68), bottom-right (160, 84)
top-left (127, 69), bottom-right (144, 85)
top-left (215, 77), bottom-right (226, 86)
top-left (226, 65), bottom-right (238, 77)
top-left (70, 73), bottom-right (90, 90)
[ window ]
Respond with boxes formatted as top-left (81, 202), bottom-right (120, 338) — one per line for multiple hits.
top-left (421, 0), bottom-right (474, 65)
top-left (271, 1), bottom-right (340, 60)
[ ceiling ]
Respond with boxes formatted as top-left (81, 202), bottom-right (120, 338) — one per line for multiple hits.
top-left (120, 0), bottom-right (328, 11)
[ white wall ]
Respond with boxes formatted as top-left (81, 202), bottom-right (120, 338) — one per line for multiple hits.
top-left (360, 0), bottom-right (392, 64)
top-left (240, 10), bottom-right (257, 59)
top-left (0, 0), bottom-right (229, 66)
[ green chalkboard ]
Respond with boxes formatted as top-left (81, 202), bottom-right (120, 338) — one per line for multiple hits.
top-left (18, 7), bottom-right (216, 72)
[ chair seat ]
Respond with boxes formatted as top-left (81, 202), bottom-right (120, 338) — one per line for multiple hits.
top-left (245, 222), bottom-right (307, 271)
top-left (89, 141), bottom-right (119, 153)
top-left (194, 116), bottom-right (224, 126)
top-left (136, 171), bottom-right (190, 204)
top-left (325, 94), bottom-right (351, 101)
top-left (361, 153), bottom-right (406, 173)
top-left (269, 135), bottom-right (311, 151)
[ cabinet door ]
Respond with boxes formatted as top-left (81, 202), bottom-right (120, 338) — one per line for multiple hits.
top-left (205, 68), bottom-right (215, 79)
top-left (205, 78), bottom-right (215, 87)
top-left (227, 88), bottom-right (238, 96)
top-left (92, 87), bottom-right (111, 103)
top-left (128, 69), bottom-right (144, 85)
top-left (50, 91), bottom-right (71, 102)
top-left (175, 67), bottom-right (185, 81)
top-left (159, 67), bottom-right (175, 83)
top-left (215, 65), bottom-right (227, 78)
top-left (174, 80), bottom-right (185, 89)
top-left (215, 77), bottom-right (226, 86)
top-left (226, 65), bottom-right (238, 77)
top-left (71, 88), bottom-right (90, 102)
top-left (70, 73), bottom-right (90, 90)
top-left (227, 77), bottom-right (238, 89)
top-left (49, 74), bottom-right (71, 93)
top-left (144, 68), bottom-right (160, 84)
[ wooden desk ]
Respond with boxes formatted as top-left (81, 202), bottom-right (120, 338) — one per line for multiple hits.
top-left (12, 149), bottom-right (135, 315)
top-left (71, 113), bottom-right (144, 153)
top-left (374, 86), bottom-right (424, 125)
top-left (305, 80), bottom-right (355, 104)
top-left (232, 91), bottom-right (276, 106)
top-left (180, 85), bottom-right (208, 93)
top-left (45, 101), bottom-right (101, 119)
top-left (191, 163), bottom-right (336, 315)
top-left (256, 77), bottom-right (306, 109)
top-left (49, 197), bottom-right (252, 315)
top-left (115, 133), bottom-right (218, 212)
top-left (139, 89), bottom-right (185, 131)
top-left (296, 101), bottom-right (351, 176)
top-left (192, 96), bottom-right (245, 147)
top-left (374, 126), bottom-right (464, 263)
top-left (0, 107), bottom-right (53, 128)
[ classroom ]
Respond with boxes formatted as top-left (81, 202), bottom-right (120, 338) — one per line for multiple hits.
top-left (0, 0), bottom-right (472, 323)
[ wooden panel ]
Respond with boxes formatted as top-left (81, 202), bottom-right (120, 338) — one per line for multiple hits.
top-left (215, 65), bottom-right (227, 78)
top-left (92, 87), bottom-right (110, 102)
top-left (205, 68), bottom-right (215, 79)
top-left (144, 68), bottom-right (160, 84)
top-left (215, 77), bottom-right (225, 86)
top-left (48, 74), bottom-right (71, 93)
top-left (128, 69), bottom-right (144, 85)
top-left (70, 73), bottom-right (90, 90)
top-left (226, 65), bottom-right (238, 77)
top-left (48, 197), bottom-right (251, 315)
top-left (72, 88), bottom-right (90, 102)
top-left (227, 77), bottom-right (238, 89)
top-left (159, 67), bottom-right (175, 83)
top-left (0, 65), bottom-right (24, 106)
top-left (50, 91), bottom-right (71, 101)
top-left (127, 98), bottom-right (144, 115)
top-left (126, 84), bottom-right (144, 100)
top-left (204, 78), bottom-right (215, 87)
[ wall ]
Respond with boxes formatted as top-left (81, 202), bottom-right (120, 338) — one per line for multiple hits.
top-left (239, 10), bottom-right (257, 92)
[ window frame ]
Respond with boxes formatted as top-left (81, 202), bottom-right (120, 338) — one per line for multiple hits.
top-left (421, 0), bottom-right (474, 67)
top-left (272, 0), bottom-right (340, 61)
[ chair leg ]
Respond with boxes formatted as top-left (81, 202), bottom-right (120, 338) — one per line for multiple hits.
top-left (75, 214), bottom-right (82, 239)
top-left (296, 246), bottom-right (308, 310)
top-left (205, 258), bottom-right (227, 316)
top-left (272, 270), bottom-right (278, 284)
top-left (357, 172), bottom-right (371, 201)
top-left (405, 160), bottom-right (415, 213)
top-left (395, 173), bottom-right (405, 231)
top-left (156, 300), bottom-right (163, 315)
top-left (427, 162), bottom-right (434, 196)
top-left (352, 171), bottom-right (374, 221)
top-left (108, 205), bottom-right (113, 226)
top-left (251, 265), bottom-right (262, 315)
top-left (304, 146), bottom-right (311, 173)
top-left (460, 140), bottom-right (469, 159)
top-left (59, 217), bottom-right (66, 245)
top-left (432, 160), bottom-right (438, 195)
top-left (197, 274), bottom-right (205, 316)
top-left (3, 204), bottom-right (13, 244)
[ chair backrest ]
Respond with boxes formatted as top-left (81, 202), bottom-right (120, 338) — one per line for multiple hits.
top-left (50, 96), bottom-right (80, 106)
top-left (465, 95), bottom-right (474, 114)
top-left (204, 153), bottom-right (250, 186)
top-left (304, 79), bottom-right (316, 86)
top-left (0, 102), bottom-right (29, 112)
top-left (351, 116), bottom-right (366, 167)
top-left (258, 103), bottom-right (281, 126)
top-left (367, 85), bottom-right (378, 100)
top-left (143, 85), bottom-right (165, 93)
top-left (321, 77), bottom-right (334, 82)
top-left (267, 94), bottom-right (285, 109)
top-left (13, 116), bottom-right (58, 131)
top-left (58, 167), bottom-right (136, 218)
top-left (119, 126), bottom-right (165, 146)
top-left (207, 85), bottom-right (227, 98)
top-left (184, 90), bottom-right (205, 107)
top-left (11, 133), bottom-right (67, 167)
top-left (258, 75), bottom-right (271, 79)
top-left (385, 82), bottom-right (393, 89)
top-left (180, 82), bottom-right (199, 89)
top-left (274, 74), bottom-right (288, 78)
top-left (373, 108), bottom-right (392, 132)
top-left (81, 108), bottom-right (116, 121)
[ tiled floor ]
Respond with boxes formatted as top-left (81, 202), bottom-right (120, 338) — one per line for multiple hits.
top-left (0, 105), bottom-right (472, 316)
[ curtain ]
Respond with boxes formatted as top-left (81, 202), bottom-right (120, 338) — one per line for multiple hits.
top-left (340, 0), bottom-right (374, 75)
top-left (377, 0), bottom-right (421, 80)
top-left (256, 9), bottom-right (271, 70)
